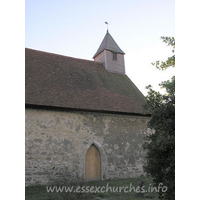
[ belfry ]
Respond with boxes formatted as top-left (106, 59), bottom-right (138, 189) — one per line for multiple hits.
top-left (93, 30), bottom-right (126, 74)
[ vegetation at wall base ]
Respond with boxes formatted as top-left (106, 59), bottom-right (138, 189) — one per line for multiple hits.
top-left (25, 176), bottom-right (159, 200)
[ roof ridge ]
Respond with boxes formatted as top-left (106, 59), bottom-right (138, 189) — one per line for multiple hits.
top-left (25, 48), bottom-right (98, 65)
top-left (104, 30), bottom-right (109, 49)
top-left (26, 47), bottom-right (145, 114)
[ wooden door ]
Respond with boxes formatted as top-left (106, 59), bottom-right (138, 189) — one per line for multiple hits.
top-left (85, 145), bottom-right (101, 180)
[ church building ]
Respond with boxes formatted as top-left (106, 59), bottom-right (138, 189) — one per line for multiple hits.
top-left (25, 30), bottom-right (151, 185)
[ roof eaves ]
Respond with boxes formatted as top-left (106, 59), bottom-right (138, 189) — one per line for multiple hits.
top-left (25, 103), bottom-right (151, 117)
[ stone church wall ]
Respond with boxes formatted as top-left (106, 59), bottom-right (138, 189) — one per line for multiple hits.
top-left (25, 107), bottom-right (151, 185)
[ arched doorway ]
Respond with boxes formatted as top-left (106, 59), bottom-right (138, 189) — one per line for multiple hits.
top-left (85, 144), bottom-right (101, 180)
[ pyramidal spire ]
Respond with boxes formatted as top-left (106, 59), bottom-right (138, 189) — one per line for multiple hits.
top-left (93, 30), bottom-right (126, 75)
top-left (93, 31), bottom-right (125, 58)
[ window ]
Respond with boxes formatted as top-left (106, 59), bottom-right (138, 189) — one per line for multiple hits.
top-left (112, 52), bottom-right (117, 61)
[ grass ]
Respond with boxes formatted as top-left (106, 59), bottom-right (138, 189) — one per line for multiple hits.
top-left (26, 176), bottom-right (159, 200)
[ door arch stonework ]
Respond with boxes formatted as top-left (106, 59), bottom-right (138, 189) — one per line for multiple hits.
top-left (81, 140), bottom-right (107, 180)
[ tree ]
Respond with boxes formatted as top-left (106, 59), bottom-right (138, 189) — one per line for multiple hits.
top-left (151, 36), bottom-right (175, 70)
top-left (143, 37), bottom-right (175, 200)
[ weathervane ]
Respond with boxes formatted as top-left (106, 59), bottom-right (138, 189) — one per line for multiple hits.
top-left (105, 21), bottom-right (109, 31)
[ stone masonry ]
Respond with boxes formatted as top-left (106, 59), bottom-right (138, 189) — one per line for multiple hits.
top-left (25, 107), bottom-right (152, 185)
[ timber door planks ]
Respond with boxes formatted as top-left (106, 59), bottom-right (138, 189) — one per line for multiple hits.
top-left (85, 145), bottom-right (101, 180)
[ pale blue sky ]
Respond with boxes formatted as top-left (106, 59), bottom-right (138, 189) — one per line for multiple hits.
top-left (25, 0), bottom-right (175, 95)
top-left (4, 2), bottom-right (200, 196)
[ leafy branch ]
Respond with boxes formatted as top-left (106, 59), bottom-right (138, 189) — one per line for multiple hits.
top-left (151, 37), bottom-right (175, 70)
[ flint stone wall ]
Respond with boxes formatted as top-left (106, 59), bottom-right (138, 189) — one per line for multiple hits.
top-left (25, 108), bottom-right (152, 185)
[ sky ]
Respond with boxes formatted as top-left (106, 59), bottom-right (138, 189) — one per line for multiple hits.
top-left (3, 1), bottom-right (200, 198)
top-left (25, 0), bottom-right (175, 95)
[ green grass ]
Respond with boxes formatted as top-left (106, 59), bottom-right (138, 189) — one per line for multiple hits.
top-left (26, 176), bottom-right (159, 200)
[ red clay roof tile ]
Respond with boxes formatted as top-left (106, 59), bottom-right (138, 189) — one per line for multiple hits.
top-left (25, 48), bottom-right (145, 114)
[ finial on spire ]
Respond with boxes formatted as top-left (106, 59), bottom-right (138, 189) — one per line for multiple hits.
top-left (105, 21), bottom-right (109, 32)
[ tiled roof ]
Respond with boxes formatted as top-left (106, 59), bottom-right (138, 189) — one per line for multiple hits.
top-left (25, 48), bottom-right (145, 114)
top-left (93, 31), bottom-right (125, 58)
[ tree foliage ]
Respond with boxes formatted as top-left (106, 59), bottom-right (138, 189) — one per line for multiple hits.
top-left (143, 37), bottom-right (175, 200)
top-left (151, 37), bottom-right (175, 70)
